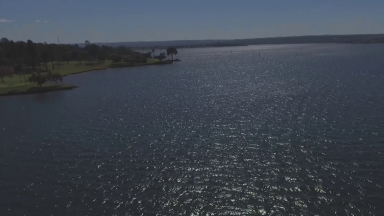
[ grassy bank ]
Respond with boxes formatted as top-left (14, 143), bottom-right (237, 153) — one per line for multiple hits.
top-left (109, 60), bottom-right (173, 68)
top-left (0, 84), bottom-right (77, 96)
top-left (0, 59), bottom-right (173, 97)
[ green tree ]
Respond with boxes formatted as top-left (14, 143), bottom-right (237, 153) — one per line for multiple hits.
top-left (0, 74), bottom-right (5, 84)
top-left (49, 44), bottom-right (55, 70)
top-left (144, 52), bottom-right (152, 59)
top-left (26, 40), bottom-right (36, 69)
top-left (63, 51), bottom-right (71, 64)
top-left (41, 50), bottom-right (49, 69)
top-left (166, 47), bottom-right (178, 61)
top-left (85, 44), bottom-right (99, 62)
top-left (0, 47), bottom-right (4, 65)
top-left (14, 64), bottom-right (24, 83)
top-left (71, 50), bottom-right (79, 63)
top-left (155, 53), bottom-right (166, 61)
top-left (14, 41), bottom-right (26, 68)
top-left (111, 55), bottom-right (122, 63)
top-left (28, 74), bottom-right (47, 88)
top-left (0, 38), bottom-right (9, 43)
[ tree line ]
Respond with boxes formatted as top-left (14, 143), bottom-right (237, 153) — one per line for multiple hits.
top-left (0, 38), bottom-right (178, 71)
top-left (0, 38), bottom-right (144, 71)
top-left (0, 38), bottom-right (178, 87)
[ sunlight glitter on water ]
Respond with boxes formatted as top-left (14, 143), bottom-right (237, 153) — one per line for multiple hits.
top-left (1, 44), bottom-right (384, 215)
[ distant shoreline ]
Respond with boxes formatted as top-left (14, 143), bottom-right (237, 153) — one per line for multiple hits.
top-left (131, 42), bottom-right (384, 50)
top-left (93, 34), bottom-right (384, 49)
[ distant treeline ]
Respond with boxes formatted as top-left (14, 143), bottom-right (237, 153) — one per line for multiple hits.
top-left (350, 38), bottom-right (384, 44)
top-left (97, 34), bottom-right (384, 48)
top-left (0, 38), bottom-right (156, 72)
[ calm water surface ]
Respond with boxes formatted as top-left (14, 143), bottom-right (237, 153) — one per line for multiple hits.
top-left (1, 44), bottom-right (384, 215)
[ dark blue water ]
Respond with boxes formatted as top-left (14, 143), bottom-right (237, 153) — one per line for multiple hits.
top-left (1, 44), bottom-right (384, 215)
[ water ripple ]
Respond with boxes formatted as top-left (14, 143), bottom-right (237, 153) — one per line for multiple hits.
top-left (1, 44), bottom-right (384, 215)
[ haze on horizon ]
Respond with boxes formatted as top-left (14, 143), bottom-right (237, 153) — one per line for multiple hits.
top-left (1, 0), bottom-right (383, 44)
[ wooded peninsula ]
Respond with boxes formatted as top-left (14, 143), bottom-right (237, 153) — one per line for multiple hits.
top-left (0, 38), bottom-right (179, 96)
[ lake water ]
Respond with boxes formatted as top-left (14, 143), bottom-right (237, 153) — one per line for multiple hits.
top-left (1, 44), bottom-right (384, 215)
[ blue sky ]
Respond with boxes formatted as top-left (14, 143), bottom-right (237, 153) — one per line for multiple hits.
top-left (0, 0), bottom-right (383, 43)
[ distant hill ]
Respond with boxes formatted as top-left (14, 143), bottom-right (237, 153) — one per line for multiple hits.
top-left (92, 34), bottom-right (384, 48)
